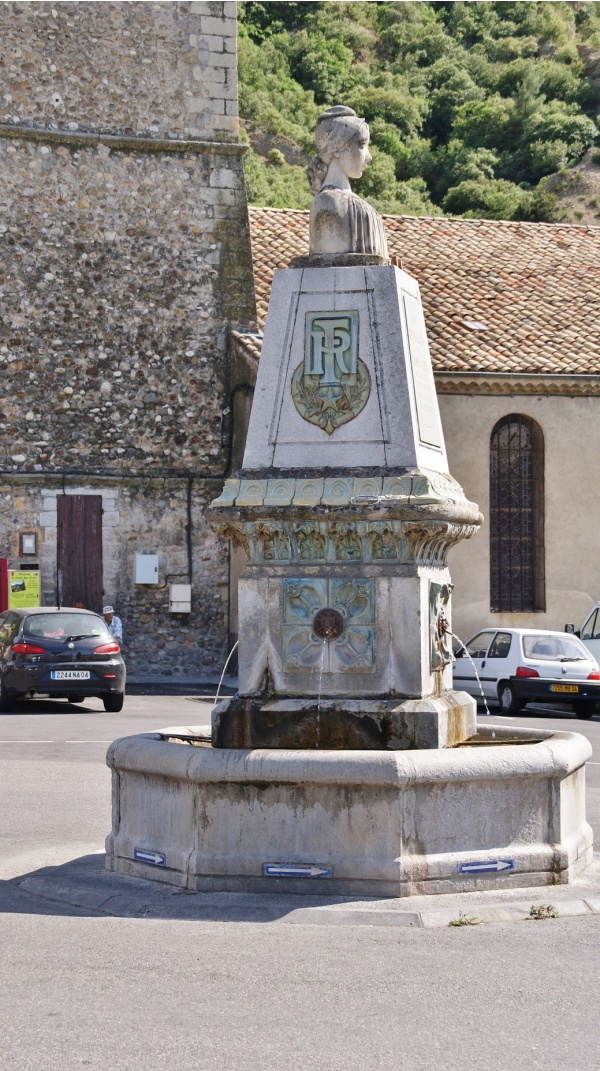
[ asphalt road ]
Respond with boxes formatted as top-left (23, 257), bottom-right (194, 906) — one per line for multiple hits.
top-left (1, 694), bottom-right (600, 1071)
top-left (0, 692), bottom-right (214, 879)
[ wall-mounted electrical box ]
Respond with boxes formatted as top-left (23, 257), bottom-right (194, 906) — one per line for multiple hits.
top-left (134, 553), bottom-right (159, 585)
top-left (169, 583), bottom-right (191, 613)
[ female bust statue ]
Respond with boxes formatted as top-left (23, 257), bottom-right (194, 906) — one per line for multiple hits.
top-left (306, 105), bottom-right (389, 259)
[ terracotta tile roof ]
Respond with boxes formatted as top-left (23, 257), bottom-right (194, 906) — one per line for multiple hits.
top-left (248, 207), bottom-right (600, 376)
top-left (231, 329), bottom-right (263, 362)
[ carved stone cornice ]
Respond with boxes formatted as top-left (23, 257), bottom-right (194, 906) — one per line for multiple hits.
top-left (0, 122), bottom-right (246, 155)
top-left (209, 470), bottom-right (481, 524)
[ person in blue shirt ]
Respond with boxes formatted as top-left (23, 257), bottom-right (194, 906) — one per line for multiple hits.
top-left (103, 605), bottom-right (123, 644)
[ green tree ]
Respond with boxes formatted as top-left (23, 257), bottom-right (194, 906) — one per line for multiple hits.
top-left (442, 177), bottom-right (532, 219)
top-left (524, 101), bottom-right (598, 161)
top-left (243, 147), bottom-right (312, 210)
top-left (348, 75), bottom-right (424, 137)
top-left (452, 95), bottom-right (516, 150)
top-left (239, 2), bottom-right (323, 41)
top-left (238, 0), bottom-right (600, 223)
top-left (288, 31), bottom-right (355, 103)
top-left (425, 59), bottom-right (485, 139)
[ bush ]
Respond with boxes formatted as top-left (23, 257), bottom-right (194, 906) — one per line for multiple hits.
top-left (429, 140), bottom-right (499, 200)
top-left (452, 95), bottom-right (516, 151)
top-left (243, 149), bottom-right (312, 210)
top-left (347, 83), bottom-right (423, 137)
top-left (525, 102), bottom-right (598, 161)
top-left (354, 148), bottom-right (398, 200)
top-left (527, 139), bottom-right (570, 182)
top-left (376, 178), bottom-right (439, 217)
top-left (288, 31), bottom-right (354, 103)
top-left (267, 148), bottom-right (285, 166)
top-left (442, 178), bottom-right (532, 220)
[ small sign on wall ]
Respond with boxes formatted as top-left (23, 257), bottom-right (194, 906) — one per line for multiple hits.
top-left (8, 569), bottom-right (40, 609)
top-left (19, 532), bottom-right (38, 556)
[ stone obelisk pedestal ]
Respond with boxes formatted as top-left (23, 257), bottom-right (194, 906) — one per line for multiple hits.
top-left (208, 259), bottom-right (481, 749)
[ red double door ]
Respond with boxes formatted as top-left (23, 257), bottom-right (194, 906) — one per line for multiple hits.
top-left (56, 494), bottom-right (103, 614)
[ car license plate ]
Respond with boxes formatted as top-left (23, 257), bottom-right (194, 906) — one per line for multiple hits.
top-left (51, 670), bottom-right (90, 680)
top-left (549, 683), bottom-right (579, 693)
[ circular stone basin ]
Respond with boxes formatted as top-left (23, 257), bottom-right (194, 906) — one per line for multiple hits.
top-left (107, 723), bottom-right (593, 898)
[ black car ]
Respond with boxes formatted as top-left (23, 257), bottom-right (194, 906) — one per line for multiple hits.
top-left (0, 606), bottom-right (126, 712)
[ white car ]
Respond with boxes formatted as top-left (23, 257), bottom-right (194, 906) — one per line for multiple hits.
top-left (453, 627), bottom-right (600, 718)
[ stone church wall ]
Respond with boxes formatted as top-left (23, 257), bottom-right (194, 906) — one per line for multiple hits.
top-left (0, 2), bottom-right (256, 677)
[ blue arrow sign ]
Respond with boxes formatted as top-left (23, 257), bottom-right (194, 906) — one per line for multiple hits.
top-left (263, 863), bottom-right (332, 878)
top-left (134, 847), bottom-right (166, 867)
top-left (458, 859), bottom-right (515, 875)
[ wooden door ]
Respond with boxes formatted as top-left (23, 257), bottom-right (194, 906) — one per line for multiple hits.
top-left (57, 495), bottom-right (103, 613)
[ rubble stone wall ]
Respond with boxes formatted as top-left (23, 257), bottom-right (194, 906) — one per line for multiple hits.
top-left (0, 2), bottom-right (256, 678)
top-left (0, 135), bottom-right (253, 473)
top-left (0, 0), bottom-right (239, 140)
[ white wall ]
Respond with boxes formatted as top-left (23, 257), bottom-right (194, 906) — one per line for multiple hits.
top-left (438, 392), bottom-right (600, 643)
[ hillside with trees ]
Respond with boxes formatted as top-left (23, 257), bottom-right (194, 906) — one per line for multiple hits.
top-left (238, 1), bottom-right (600, 222)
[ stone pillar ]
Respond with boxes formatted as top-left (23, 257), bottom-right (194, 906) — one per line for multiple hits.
top-left (209, 261), bottom-right (482, 749)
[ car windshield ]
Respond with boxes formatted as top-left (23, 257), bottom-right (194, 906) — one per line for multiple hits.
top-left (522, 635), bottom-right (589, 661)
top-left (463, 632), bottom-right (493, 659)
top-left (24, 613), bottom-right (109, 641)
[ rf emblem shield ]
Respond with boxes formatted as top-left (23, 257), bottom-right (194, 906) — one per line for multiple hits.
top-left (291, 311), bottom-right (370, 435)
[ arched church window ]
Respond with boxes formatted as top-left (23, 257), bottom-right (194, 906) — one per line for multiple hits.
top-left (489, 415), bottom-right (545, 613)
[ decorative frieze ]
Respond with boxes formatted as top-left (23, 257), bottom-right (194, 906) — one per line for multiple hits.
top-left (292, 480), bottom-right (325, 506)
top-left (294, 522), bottom-right (326, 561)
top-left (404, 522), bottom-right (477, 564)
top-left (254, 522), bottom-right (289, 560)
top-left (212, 516), bottom-right (477, 565)
top-left (330, 521), bottom-right (362, 560)
top-left (367, 521), bottom-right (401, 560)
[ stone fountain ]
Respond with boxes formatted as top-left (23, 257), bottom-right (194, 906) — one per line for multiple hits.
top-left (106, 106), bottom-right (592, 896)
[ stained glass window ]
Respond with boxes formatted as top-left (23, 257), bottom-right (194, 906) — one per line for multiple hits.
top-left (490, 415), bottom-right (545, 613)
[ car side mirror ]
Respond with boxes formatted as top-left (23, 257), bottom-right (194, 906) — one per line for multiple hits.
top-left (564, 623), bottom-right (575, 634)
top-left (454, 646), bottom-right (465, 658)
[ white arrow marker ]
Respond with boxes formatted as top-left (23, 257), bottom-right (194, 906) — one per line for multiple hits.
top-left (134, 848), bottom-right (166, 867)
top-left (458, 859), bottom-right (514, 874)
top-left (263, 863), bottom-right (332, 878)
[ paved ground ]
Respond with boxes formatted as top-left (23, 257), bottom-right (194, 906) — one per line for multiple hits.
top-left (2, 694), bottom-right (600, 1069)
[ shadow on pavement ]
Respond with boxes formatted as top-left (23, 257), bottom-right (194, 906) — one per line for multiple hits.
top-left (0, 853), bottom-right (374, 924)
top-left (478, 701), bottom-right (586, 720)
